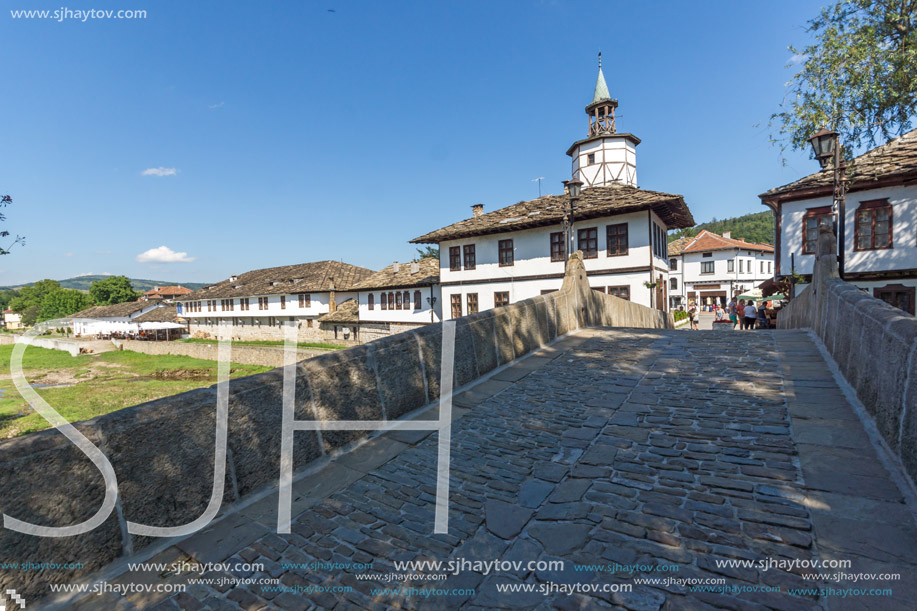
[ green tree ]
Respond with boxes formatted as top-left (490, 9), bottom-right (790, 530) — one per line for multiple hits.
top-left (20, 305), bottom-right (40, 327)
top-left (416, 246), bottom-right (439, 259)
top-left (89, 275), bottom-right (139, 305)
top-left (37, 288), bottom-right (91, 322)
top-left (1, 194), bottom-right (25, 255)
top-left (771, 0), bottom-right (917, 154)
top-left (0, 289), bottom-right (19, 310)
top-left (9, 279), bottom-right (62, 313)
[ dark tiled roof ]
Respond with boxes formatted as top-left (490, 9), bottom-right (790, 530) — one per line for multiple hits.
top-left (133, 306), bottom-right (184, 323)
top-left (411, 184), bottom-right (694, 244)
top-left (317, 299), bottom-right (359, 323)
top-left (680, 230), bottom-right (773, 254)
top-left (761, 128), bottom-right (917, 202)
top-left (667, 236), bottom-right (693, 257)
top-left (182, 261), bottom-right (374, 300)
top-left (72, 301), bottom-right (151, 319)
top-left (353, 258), bottom-right (439, 290)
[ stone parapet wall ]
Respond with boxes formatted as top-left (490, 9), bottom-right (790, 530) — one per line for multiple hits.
top-left (779, 225), bottom-right (917, 483)
top-left (111, 339), bottom-right (332, 368)
top-left (0, 252), bottom-right (671, 601)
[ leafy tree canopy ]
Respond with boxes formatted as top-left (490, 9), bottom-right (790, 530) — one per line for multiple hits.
top-left (416, 246), bottom-right (439, 259)
top-left (9, 279), bottom-right (62, 313)
top-left (37, 289), bottom-right (91, 323)
top-left (771, 0), bottom-right (917, 154)
top-left (88, 275), bottom-right (139, 305)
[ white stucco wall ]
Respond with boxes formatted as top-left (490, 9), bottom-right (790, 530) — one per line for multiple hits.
top-left (357, 285), bottom-right (442, 324)
top-left (571, 137), bottom-right (638, 187)
top-left (177, 291), bottom-right (356, 320)
top-left (778, 184), bottom-right (917, 276)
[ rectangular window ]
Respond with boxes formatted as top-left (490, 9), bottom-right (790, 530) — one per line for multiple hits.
top-left (607, 286), bottom-right (630, 301)
top-left (670, 278), bottom-right (677, 290)
top-left (298, 294), bottom-right (311, 308)
top-left (855, 199), bottom-right (892, 250)
top-left (307, 319), bottom-right (313, 328)
top-left (702, 252), bottom-right (712, 257)
top-left (451, 294), bottom-right (462, 319)
top-left (760, 261), bottom-right (765, 273)
top-left (587, 153), bottom-right (595, 164)
top-left (494, 291), bottom-right (509, 307)
top-left (728, 260), bottom-right (734, 273)
top-left (606, 223), bottom-right (628, 256)
top-left (463, 244), bottom-right (476, 270)
top-left (467, 293), bottom-right (478, 315)
top-left (701, 261), bottom-right (714, 274)
top-left (498, 239), bottom-right (514, 266)
top-left (280, 296), bottom-right (286, 310)
top-left (768, 261), bottom-right (772, 274)
top-left (739, 260), bottom-right (744, 273)
top-left (669, 258), bottom-right (677, 271)
top-left (578, 227), bottom-right (598, 259)
top-left (449, 246), bottom-right (461, 271)
top-left (550, 232), bottom-right (566, 262)
top-left (368, 294), bottom-right (374, 310)
top-left (874, 284), bottom-right (915, 315)
top-left (803, 207), bottom-right (833, 254)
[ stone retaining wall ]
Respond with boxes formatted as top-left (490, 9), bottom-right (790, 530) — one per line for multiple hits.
top-left (0, 252), bottom-right (672, 600)
top-left (111, 339), bottom-right (330, 368)
top-left (779, 225), bottom-right (917, 484)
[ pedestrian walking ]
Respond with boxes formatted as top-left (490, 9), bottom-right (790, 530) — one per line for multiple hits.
top-left (743, 300), bottom-right (758, 331)
top-left (688, 302), bottom-right (698, 330)
top-left (728, 298), bottom-right (738, 329)
top-left (737, 299), bottom-right (746, 329)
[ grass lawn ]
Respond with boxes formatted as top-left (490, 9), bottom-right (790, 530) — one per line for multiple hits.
top-left (0, 345), bottom-right (271, 439)
top-left (179, 338), bottom-right (346, 350)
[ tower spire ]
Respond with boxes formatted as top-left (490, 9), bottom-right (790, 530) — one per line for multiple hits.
top-left (593, 52), bottom-right (611, 104)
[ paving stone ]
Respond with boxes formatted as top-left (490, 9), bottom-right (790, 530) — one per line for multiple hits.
top-left (485, 499), bottom-right (533, 539)
top-left (528, 522), bottom-right (593, 555)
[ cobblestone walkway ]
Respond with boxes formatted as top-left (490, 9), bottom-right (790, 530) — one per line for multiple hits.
top-left (77, 328), bottom-right (917, 611)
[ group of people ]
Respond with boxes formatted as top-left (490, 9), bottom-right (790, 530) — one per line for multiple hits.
top-left (685, 298), bottom-right (771, 330)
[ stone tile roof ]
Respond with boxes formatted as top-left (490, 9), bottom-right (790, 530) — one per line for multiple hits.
top-left (680, 230), bottom-right (773, 254)
top-left (667, 236), bottom-right (693, 257)
top-left (353, 258), bottom-right (439, 290)
top-left (761, 128), bottom-right (917, 202)
top-left (317, 298), bottom-right (359, 324)
top-left (182, 261), bottom-right (375, 300)
top-left (72, 301), bottom-right (151, 319)
top-left (411, 183), bottom-right (695, 244)
top-left (133, 306), bottom-right (184, 324)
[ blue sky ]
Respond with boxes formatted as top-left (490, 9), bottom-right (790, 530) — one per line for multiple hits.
top-left (1, 0), bottom-right (828, 286)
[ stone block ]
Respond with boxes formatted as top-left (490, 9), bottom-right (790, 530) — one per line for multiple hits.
top-left (466, 310), bottom-right (499, 376)
top-left (509, 301), bottom-right (538, 357)
top-left (369, 333), bottom-right (427, 420)
top-left (0, 424), bottom-right (124, 601)
top-left (95, 388), bottom-right (238, 552)
top-left (229, 368), bottom-right (322, 495)
top-left (414, 320), bottom-right (478, 401)
top-left (491, 306), bottom-right (515, 365)
top-left (531, 296), bottom-right (551, 348)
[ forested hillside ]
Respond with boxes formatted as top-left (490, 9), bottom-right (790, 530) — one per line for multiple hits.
top-left (669, 210), bottom-right (775, 245)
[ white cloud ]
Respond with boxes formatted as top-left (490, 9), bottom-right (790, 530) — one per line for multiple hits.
top-left (65, 252), bottom-right (74, 257)
top-left (142, 167), bottom-right (178, 177)
top-left (136, 246), bottom-right (196, 263)
top-left (789, 53), bottom-right (807, 65)
top-left (209, 101), bottom-right (224, 109)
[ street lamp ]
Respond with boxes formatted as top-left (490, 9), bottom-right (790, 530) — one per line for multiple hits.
top-left (807, 127), bottom-right (847, 277)
top-left (562, 178), bottom-right (583, 260)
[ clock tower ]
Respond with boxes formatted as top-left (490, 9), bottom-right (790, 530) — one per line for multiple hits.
top-left (566, 54), bottom-right (640, 188)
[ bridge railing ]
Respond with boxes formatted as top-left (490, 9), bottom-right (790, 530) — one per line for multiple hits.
top-left (779, 224), bottom-right (917, 485)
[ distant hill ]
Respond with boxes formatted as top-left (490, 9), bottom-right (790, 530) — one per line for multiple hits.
top-left (0, 275), bottom-right (208, 293)
top-left (669, 210), bottom-right (775, 245)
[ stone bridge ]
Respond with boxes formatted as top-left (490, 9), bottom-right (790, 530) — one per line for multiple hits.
top-left (4, 243), bottom-right (916, 611)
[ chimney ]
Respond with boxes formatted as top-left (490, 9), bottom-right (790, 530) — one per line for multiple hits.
top-left (329, 277), bottom-right (336, 313)
top-left (471, 204), bottom-right (484, 218)
top-left (410, 261), bottom-right (420, 274)
top-left (393, 262), bottom-right (400, 273)
top-left (230, 275), bottom-right (238, 283)
top-left (722, 232), bottom-right (731, 239)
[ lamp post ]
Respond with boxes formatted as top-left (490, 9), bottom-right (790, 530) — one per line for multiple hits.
top-left (807, 128), bottom-right (847, 278)
top-left (562, 178), bottom-right (583, 261)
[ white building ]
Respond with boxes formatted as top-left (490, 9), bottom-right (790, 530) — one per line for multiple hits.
top-left (318, 258), bottom-right (442, 344)
top-left (761, 129), bottom-right (917, 315)
top-left (176, 260), bottom-right (374, 341)
top-left (667, 230), bottom-right (774, 309)
top-left (1, 309), bottom-right (25, 330)
top-left (71, 301), bottom-right (168, 336)
top-left (411, 59), bottom-right (694, 317)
